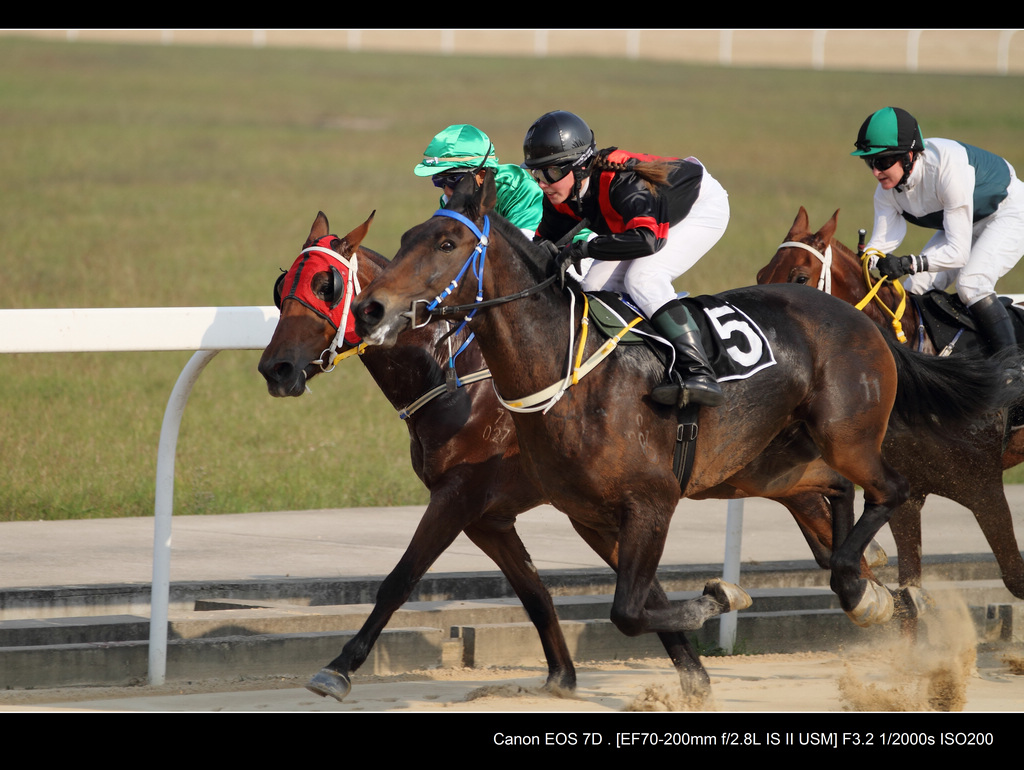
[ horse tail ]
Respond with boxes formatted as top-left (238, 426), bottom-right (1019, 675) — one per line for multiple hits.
top-left (886, 337), bottom-right (1020, 429)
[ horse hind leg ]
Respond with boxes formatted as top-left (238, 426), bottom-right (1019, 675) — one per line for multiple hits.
top-left (828, 468), bottom-right (909, 627)
top-left (886, 494), bottom-right (934, 628)
top-left (462, 521), bottom-right (576, 691)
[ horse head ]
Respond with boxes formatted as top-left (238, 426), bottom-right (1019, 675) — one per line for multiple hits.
top-left (756, 206), bottom-right (841, 290)
top-left (356, 171), bottom-right (500, 349)
top-left (258, 210), bottom-right (377, 397)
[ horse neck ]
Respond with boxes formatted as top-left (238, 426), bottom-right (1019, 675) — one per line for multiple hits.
top-left (828, 239), bottom-right (921, 333)
top-left (466, 222), bottom-right (580, 398)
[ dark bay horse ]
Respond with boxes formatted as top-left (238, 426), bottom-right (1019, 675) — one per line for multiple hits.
top-left (259, 211), bottom-right (875, 704)
top-left (757, 207), bottom-right (1024, 600)
top-left (352, 173), bottom-right (1007, 699)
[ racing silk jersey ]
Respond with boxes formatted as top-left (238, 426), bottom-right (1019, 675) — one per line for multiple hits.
top-left (866, 137), bottom-right (1015, 270)
top-left (440, 162), bottom-right (543, 236)
top-left (536, 148), bottom-right (705, 261)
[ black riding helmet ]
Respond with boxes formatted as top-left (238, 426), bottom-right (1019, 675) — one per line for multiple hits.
top-left (523, 111), bottom-right (597, 213)
top-left (523, 110), bottom-right (596, 177)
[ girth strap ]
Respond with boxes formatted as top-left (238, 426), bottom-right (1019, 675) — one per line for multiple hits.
top-left (673, 405), bottom-right (700, 490)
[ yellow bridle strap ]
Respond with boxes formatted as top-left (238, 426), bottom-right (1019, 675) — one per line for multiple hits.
top-left (859, 248), bottom-right (908, 344)
top-left (331, 342), bottom-right (369, 365)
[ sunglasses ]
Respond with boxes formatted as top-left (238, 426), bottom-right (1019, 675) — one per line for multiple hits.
top-left (528, 163), bottom-right (575, 184)
top-left (863, 153), bottom-right (905, 172)
top-left (432, 172), bottom-right (469, 189)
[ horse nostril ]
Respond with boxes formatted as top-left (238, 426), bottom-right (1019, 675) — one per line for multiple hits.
top-left (258, 358), bottom-right (292, 384)
top-left (358, 300), bottom-right (384, 328)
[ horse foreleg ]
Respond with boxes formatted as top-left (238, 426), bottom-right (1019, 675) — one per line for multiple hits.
top-left (608, 504), bottom-right (751, 700)
top-left (462, 520), bottom-right (576, 691)
top-left (306, 493), bottom-right (473, 702)
top-left (569, 519), bottom-right (716, 697)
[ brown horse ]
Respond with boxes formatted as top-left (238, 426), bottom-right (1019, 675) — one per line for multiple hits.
top-left (757, 207), bottom-right (1024, 600)
top-left (259, 211), bottom-right (879, 704)
top-left (351, 172), bottom-right (1007, 699)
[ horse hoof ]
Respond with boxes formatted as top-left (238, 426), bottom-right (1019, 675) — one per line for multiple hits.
top-left (895, 586), bottom-right (932, 619)
top-left (845, 581), bottom-right (895, 627)
top-left (704, 578), bottom-right (752, 612)
top-left (306, 668), bottom-right (352, 702)
top-left (863, 540), bottom-right (888, 569)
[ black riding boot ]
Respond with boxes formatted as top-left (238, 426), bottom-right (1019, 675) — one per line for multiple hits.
top-left (649, 300), bottom-right (724, 407)
top-left (970, 293), bottom-right (1016, 355)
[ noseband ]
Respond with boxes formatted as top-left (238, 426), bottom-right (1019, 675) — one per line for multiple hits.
top-left (776, 240), bottom-right (833, 294)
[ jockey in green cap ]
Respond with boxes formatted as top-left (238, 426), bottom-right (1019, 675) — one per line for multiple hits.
top-left (414, 124), bottom-right (544, 240)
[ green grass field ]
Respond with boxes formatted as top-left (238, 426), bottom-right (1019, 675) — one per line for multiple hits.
top-left (2, 37), bottom-right (1023, 521)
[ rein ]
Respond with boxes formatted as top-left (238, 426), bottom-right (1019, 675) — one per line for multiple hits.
top-left (418, 209), bottom-right (639, 414)
top-left (859, 247), bottom-right (909, 344)
top-left (777, 239), bottom-right (909, 345)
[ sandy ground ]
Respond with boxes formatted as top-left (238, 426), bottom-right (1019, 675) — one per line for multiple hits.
top-left (4, 599), bottom-right (1023, 716)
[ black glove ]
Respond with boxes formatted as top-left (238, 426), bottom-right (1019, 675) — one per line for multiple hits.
top-left (876, 253), bottom-right (927, 281)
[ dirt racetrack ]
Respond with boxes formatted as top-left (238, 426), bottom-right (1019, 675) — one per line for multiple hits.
top-left (5, 598), bottom-right (1023, 715)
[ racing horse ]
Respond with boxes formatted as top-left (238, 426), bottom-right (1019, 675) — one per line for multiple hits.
top-left (351, 172), bottom-right (1007, 699)
top-left (259, 211), bottom-right (877, 703)
top-left (757, 207), bottom-right (1024, 600)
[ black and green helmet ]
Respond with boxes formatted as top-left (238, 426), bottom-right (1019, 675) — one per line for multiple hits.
top-left (851, 106), bottom-right (924, 157)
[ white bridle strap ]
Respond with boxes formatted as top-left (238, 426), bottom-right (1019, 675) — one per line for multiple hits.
top-left (777, 241), bottom-right (833, 294)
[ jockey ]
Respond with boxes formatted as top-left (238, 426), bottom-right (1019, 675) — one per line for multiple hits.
top-left (853, 106), bottom-right (1024, 356)
top-left (414, 123), bottom-right (543, 241)
top-left (522, 110), bottom-right (730, 408)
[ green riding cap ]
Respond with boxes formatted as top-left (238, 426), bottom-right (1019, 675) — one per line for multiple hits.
top-left (413, 124), bottom-right (500, 176)
top-left (851, 106), bottom-right (925, 157)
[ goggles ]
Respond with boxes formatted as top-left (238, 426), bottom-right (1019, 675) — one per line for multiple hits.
top-left (863, 153), bottom-right (905, 172)
top-left (432, 172), bottom-right (469, 189)
top-left (528, 162), bottom-right (575, 185)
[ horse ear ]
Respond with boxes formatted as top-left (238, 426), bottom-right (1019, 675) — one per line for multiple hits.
top-left (479, 169), bottom-right (497, 217)
top-left (336, 210), bottom-right (376, 256)
top-left (786, 207), bottom-right (810, 239)
top-left (819, 209), bottom-right (839, 243)
top-left (305, 211), bottom-right (330, 248)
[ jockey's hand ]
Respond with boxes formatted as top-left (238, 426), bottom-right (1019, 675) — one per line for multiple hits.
top-left (536, 239), bottom-right (559, 260)
top-left (876, 253), bottom-right (928, 281)
top-left (555, 242), bottom-right (587, 288)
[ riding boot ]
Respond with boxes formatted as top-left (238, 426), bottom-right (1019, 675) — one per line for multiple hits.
top-left (649, 299), bottom-right (725, 408)
top-left (971, 293), bottom-right (1024, 427)
top-left (970, 293), bottom-right (1017, 356)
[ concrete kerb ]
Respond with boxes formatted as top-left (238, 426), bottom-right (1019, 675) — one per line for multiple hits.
top-left (2, 557), bottom-right (1022, 691)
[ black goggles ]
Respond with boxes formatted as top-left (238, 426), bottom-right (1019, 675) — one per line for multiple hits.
top-left (863, 153), bottom-right (905, 172)
top-left (528, 162), bottom-right (575, 184)
top-left (431, 172), bottom-right (469, 189)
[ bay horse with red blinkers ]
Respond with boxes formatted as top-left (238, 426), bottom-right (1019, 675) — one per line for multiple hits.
top-left (260, 210), bottom-right (885, 704)
top-left (757, 207), bottom-right (1024, 601)
top-left (351, 171), bottom-right (1009, 700)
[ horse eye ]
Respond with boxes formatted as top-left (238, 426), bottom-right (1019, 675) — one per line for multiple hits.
top-left (795, 275), bottom-right (808, 285)
top-left (439, 239), bottom-right (456, 253)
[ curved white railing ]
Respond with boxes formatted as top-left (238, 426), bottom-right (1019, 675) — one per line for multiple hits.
top-left (0, 306), bottom-right (280, 684)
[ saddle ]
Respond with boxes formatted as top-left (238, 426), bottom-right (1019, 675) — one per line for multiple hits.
top-left (914, 290), bottom-right (1024, 356)
top-left (914, 290), bottom-right (1024, 429)
top-left (587, 290), bottom-right (777, 490)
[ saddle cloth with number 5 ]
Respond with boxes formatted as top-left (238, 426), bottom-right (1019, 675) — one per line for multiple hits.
top-left (587, 291), bottom-right (776, 382)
